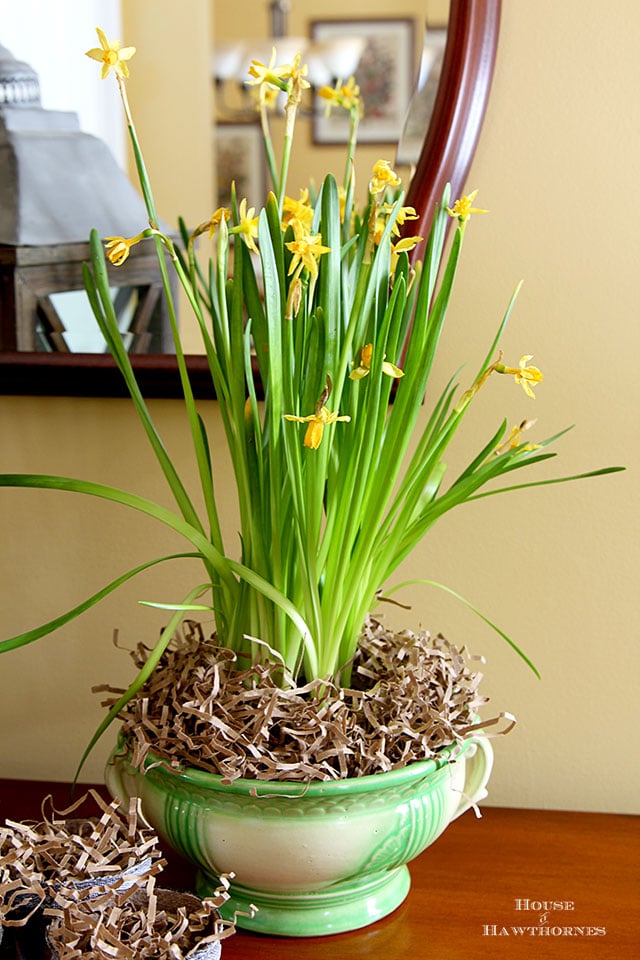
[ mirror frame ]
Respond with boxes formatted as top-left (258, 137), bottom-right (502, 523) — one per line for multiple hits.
top-left (0, 0), bottom-right (501, 399)
top-left (405, 0), bottom-right (501, 241)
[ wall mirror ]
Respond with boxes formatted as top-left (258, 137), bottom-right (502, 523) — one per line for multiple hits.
top-left (0, 0), bottom-right (500, 398)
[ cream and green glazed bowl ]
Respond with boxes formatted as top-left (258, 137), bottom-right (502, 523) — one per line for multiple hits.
top-left (106, 734), bottom-right (493, 937)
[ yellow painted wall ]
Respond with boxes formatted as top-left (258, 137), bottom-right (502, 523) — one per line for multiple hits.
top-left (1, 0), bottom-right (638, 814)
top-left (123, 0), bottom-right (215, 351)
top-left (122, 0), bottom-right (214, 230)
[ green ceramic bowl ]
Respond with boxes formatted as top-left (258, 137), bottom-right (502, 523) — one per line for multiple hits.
top-left (106, 733), bottom-right (492, 937)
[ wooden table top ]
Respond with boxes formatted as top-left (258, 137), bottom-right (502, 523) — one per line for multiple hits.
top-left (1, 779), bottom-right (638, 959)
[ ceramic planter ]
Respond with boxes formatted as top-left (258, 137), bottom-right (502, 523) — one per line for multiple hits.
top-left (105, 733), bottom-right (493, 937)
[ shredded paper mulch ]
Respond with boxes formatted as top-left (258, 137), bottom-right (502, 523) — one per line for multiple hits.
top-left (102, 617), bottom-right (515, 783)
top-left (0, 791), bottom-right (236, 959)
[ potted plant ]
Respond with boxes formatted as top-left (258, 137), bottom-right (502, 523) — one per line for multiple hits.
top-left (0, 28), bottom-right (622, 937)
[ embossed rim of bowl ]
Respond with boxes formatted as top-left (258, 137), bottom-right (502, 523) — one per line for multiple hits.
top-left (112, 731), bottom-right (475, 798)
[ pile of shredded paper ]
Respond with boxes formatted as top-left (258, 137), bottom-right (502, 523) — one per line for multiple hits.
top-left (0, 790), bottom-right (234, 959)
top-left (102, 618), bottom-right (514, 782)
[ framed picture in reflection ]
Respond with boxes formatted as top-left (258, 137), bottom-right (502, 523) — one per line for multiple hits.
top-left (311, 18), bottom-right (416, 144)
top-left (215, 122), bottom-right (267, 210)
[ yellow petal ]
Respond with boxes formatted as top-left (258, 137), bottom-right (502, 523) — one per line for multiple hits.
top-left (304, 420), bottom-right (324, 449)
top-left (96, 27), bottom-right (109, 50)
top-left (382, 360), bottom-right (404, 378)
top-left (361, 343), bottom-right (373, 367)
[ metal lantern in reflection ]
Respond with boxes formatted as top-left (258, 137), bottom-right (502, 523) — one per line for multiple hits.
top-left (0, 43), bottom-right (172, 357)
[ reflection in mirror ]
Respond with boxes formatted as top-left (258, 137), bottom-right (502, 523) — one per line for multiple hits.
top-left (0, 0), bottom-right (501, 396)
top-left (37, 288), bottom-right (167, 355)
top-left (396, 26), bottom-right (447, 167)
top-left (213, 1), bottom-right (447, 206)
top-left (0, 241), bottom-right (174, 359)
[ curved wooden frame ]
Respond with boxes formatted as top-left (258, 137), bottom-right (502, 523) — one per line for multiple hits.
top-left (406, 0), bottom-right (501, 239)
top-left (0, 0), bottom-right (501, 399)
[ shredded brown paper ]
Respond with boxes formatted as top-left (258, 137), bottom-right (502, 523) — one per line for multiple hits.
top-left (0, 791), bottom-right (235, 959)
top-left (102, 617), bottom-right (514, 783)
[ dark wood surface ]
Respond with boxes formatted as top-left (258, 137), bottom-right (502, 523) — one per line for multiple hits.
top-left (0, 779), bottom-right (637, 959)
top-left (0, 350), bottom-right (216, 399)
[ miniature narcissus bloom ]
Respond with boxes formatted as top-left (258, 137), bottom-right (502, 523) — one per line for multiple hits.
top-left (255, 83), bottom-right (280, 111)
top-left (446, 189), bottom-right (488, 223)
top-left (494, 419), bottom-right (541, 455)
top-left (206, 207), bottom-right (231, 238)
top-left (318, 76), bottom-right (361, 116)
top-left (85, 27), bottom-right (136, 80)
top-left (231, 199), bottom-right (260, 253)
top-left (374, 206), bottom-right (420, 245)
top-left (350, 343), bottom-right (404, 381)
top-left (495, 355), bottom-right (544, 399)
top-left (281, 52), bottom-right (310, 100)
top-left (455, 350), bottom-right (543, 412)
top-left (103, 232), bottom-right (146, 266)
top-left (246, 48), bottom-right (291, 91)
top-left (284, 405), bottom-right (351, 450)
top-left (383, 204), bottom-right (420, 236)
top-left (286, 232), bottom-right (331, 280)
top-left (369, 160), bottom-right (401, 195)
top-left (282, 189), bottom-right (314, 234)
top-left (390, 235), bottom-right (423, 270)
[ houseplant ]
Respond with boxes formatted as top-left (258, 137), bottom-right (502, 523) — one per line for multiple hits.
top-left (0, 28), bottom-right (622, 936)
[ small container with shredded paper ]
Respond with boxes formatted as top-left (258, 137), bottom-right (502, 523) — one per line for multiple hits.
top-left (0, 790), bottom-right (234, 959)
top-left (44, 888), bottom-right (226, 960)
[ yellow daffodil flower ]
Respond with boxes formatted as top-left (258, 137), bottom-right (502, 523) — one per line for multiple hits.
top-left (246, 48), bottom-right (290, 91)
top-left (496, 355), bottom-right (544, 399)
top-left (350, 343), bottom-right (404, 380)
top-left (188, 210), bottom-right (231, 245)
top-left (446, 189), bottom-right (488, 223)
top-left (207, 207), bottom-right (231, 238)
top-left (390, 235), bottom-right (423, 270)
top-left (284, 405), bottom-right (351, 450)
top-left (85, 27), bottom-right (136, 80)
top-left (374, 208), bottom-right (419, 245)
top-left (455, 350), bottom-right (542, 412)
top-left (231, 198), bottom-right (259, 253)
top-left (252, 83), bottom-right (280, 111)
top-left (394, 204), bottom-right (419, 224)
top-left (281, 53), bottom-right (310, 97)
top-left (103, 232), bottom-right (147, 266)
top-left (369, 160), bottom-right (401, 196)
top-left (494, 419), bottom-right (541, 455)
top-left (286, 233), bottom-right (331, 279)
top-left (318, 76), bottom-right (361, 116)
top-left (377, 204), bottom-right (420, 237)
top-left (282, 189), bottom-right (314, 233)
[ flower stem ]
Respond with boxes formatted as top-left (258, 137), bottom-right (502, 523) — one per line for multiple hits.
top-left (116, 76), bottom-right (159, 229)
top-left (259, 101), bottom-right (280, 197)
